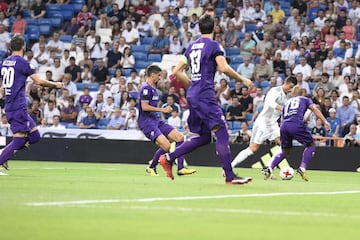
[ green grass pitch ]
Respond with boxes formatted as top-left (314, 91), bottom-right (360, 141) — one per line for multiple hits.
top-left (0, 161), bottom-right (359, 240)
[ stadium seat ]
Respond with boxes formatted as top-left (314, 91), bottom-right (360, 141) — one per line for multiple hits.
top-left (26, 25), bottom-right (40, 40)
top-left (239, 32), bottom-right (245, 40)
top-left (141, 37), bottom-right (153, 45)
top-left (245, 24), bottom-right (256, 32)
top-left (131, 45), bottom-right (145, 52)
top-left (59, 35), bottom-right (73, 43)
top-left (229, 121), bottom-right (242, 131)
top-left (71, 3), bottom-right (83, 13)
top-left (50, 17), bottom-right (62, 28)
top-left (96, 118), bottom-right (110, 129)
top-left (88, 83), bottom-right (99, 91)
top-left (226, 48), bottom-right (240, 56)
top-left (228, 79), bottom-right (236, 89)
top-left (135, 61), bottom-right (151, 70)
top-left (308, 81), bottom-right (316, 92)
top-left (109, 68), bottom-right (116, 77)
top-left (46, 4), bottom-right (61, 12)
top-left (0, 50), bottom-right (7, 61)
top-left (66, 124), bottom-right (80, 129)
top-left (147, 54), bottom-right (162, 62)
top-left (260, 80), bottom-right (270, 89)
top-left (230, 56), bottom-right (243, 64)
top-left (76, 82), bottom-right (84, 91)
top-left (38, 19), bottom-right (52, 35)
top-left (25, 18), bottom-right (38, 26)
top-left (23, 34), bottom-right (30, 47)
top-left (216, 7), bottom-right (225, 17)
top-left (132, 52), bottom-right (147, 61)
top-left (71, 0), bottom-right (85, 3)
top-left (23, 11), bottom-right (32, 18)
top-left (246, 113), bottom-right (253, 122)
top-left (60, 5), bottom-right (75, 20)
top-left (46, 10), bottom-right (63, 19)
top-left (122, 68), bottom-right (132, 77)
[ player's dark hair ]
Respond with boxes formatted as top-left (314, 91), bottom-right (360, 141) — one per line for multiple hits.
top-left (146, 65), bottom-right (162, 77)
top-left (285, 76), bottom-right (298, 85)
top-left (199, 14), bottom-right (214, 34)
top-left (10, 35), bottom-right (25, 51)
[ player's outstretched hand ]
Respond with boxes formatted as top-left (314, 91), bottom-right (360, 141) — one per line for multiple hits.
top-left (324, 121), bottom-right (331, 132)
top-left (241, 77), bottom-right (254, 90)
top-left (54, 82), bottom-right (64, 89)
top-left (162, 106), bottom-right (173, 113)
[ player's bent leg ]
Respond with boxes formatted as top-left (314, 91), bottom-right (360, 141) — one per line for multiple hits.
top-left (174, 141), bottom-right (197, 176)
top-left (28, 129), bottom-right (41, 145)
top-left (297, 143), bottom-right (315, 181)
top-left (231, 142), bottom-right (259, 168)
top-left (215, 127), bottom-right (252, 184)
top-left (161, 132), bottom-right (212, 180)
top-left (0, 137), bottom-right (27, 166)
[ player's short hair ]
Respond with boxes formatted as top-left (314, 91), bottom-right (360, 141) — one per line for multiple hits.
top-left (285, 76), bottom-right (298, 85)
top-left (292, 85), bottom-right (302, 96)
top-left (146, 65), bottom-right (162, 77)
top-left (10, 35), bottom-right (25, 51)
top-left (199, 14), bottom-right (214, 34)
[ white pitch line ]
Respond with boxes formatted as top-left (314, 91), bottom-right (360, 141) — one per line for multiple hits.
top-left (43, 205), bottom-right (360, 219)
top-left (12, 167), bottom-right (120, 171)
top-left (26, 190), bottom-right (360, 207)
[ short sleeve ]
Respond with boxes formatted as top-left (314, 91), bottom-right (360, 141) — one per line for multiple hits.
top-left (140, 86), bottom-right (151, 101)
top-left (213, 42), bottom-right (225, 58)
top-left (25, 61), bottom-right (36, 77)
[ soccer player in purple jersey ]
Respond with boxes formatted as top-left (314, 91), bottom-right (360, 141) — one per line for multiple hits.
top-left (159, 14), bottom-right (254, 184)
top-left (268, 86), bottom-right (330, 181)
top-left (0, 35), bottom-right (63, 174)
top-left (138, 65), bottom-right (196, 178)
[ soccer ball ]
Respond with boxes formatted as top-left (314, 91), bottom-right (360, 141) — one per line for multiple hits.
top-left (279, 166), bottom-right (294, 180)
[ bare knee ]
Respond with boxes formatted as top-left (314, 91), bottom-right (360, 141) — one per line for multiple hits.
top-left (167, 130), bottom-right (184, 142)
top-left (248, 143), bottom-right (260, 153)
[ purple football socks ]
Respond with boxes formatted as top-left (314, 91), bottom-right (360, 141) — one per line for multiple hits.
top-left (0, 137), bottom-right (27, 165)
top-left (301, 146), bottom-right (316, 170)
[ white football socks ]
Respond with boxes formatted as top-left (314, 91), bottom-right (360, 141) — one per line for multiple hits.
top-left (231, 147), bottom-right (254, 168)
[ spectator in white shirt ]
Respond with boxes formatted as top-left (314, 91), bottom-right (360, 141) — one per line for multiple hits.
top-left (48, 115), bottom-right (66, 129)
top-left (293, 56), bottom-right (313, 82)
top-left (46, 32), bottom-right (64, 57)
top-left (43, 101), bottom-right (61, 125)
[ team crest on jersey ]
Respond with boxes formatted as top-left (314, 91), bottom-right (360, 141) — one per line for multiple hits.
top-left (219, 44), bottom-right (225, 55)
top-left (29, 63), bottom-right (36, 70)
top-left (143, 89), bottom-right (148, 95)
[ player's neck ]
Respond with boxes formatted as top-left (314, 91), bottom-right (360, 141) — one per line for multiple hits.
top-left (12, 50), bottom-right (23, 57)
top-left (146, 79), bottom-right (155, 87)
top-left (201, 33), bottom-right (213, 39)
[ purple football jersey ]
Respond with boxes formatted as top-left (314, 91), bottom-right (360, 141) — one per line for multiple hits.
top-left (138, 82), bottom-right (161, 126)
top-left (281, 96), bottom-right (315, 148)
top-left (184, 38), bottom-right (224, 100)
top-left (282, 96), bottom-right (314, 124)
top-left (0, 55), bottom-right (35, 112)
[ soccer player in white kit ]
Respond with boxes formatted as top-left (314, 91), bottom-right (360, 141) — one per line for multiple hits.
top-left (231, 76), bottom-right (298, 170)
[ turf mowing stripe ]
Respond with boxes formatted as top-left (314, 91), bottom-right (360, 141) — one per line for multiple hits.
top-left (26, 190), bottom-right (360, 206)
top-left (43, 205), bottom-right (360, 219)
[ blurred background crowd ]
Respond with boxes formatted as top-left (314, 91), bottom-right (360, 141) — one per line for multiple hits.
top-left (0, 0), bottom-right (360, 147)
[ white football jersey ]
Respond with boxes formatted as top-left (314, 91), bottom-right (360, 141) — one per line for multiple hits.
top-left (254, 86), bottom-right (289, 127)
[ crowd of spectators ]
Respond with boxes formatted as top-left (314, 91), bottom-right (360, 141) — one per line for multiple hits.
top-left (0, 0), bottom-right (360, 147)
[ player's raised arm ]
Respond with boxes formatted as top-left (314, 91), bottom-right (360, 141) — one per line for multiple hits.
top-left (30, 74), bottom-right (63, 89)
top-left (215, 55), bottom-right (254, 89)
top-left (172, 56), bottom-right (191, 86)
top-left (309, 104), bottom-right (331, 131)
